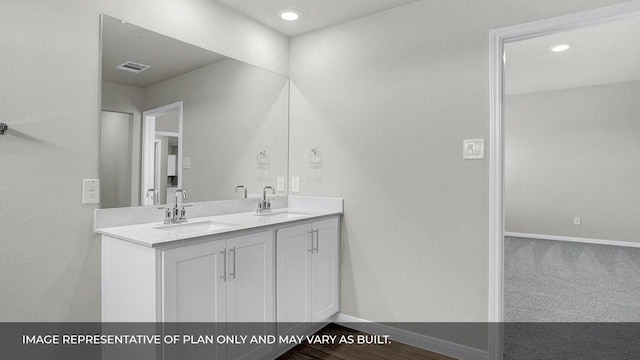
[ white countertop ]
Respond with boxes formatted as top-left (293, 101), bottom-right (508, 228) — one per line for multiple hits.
top-left (96, 207), bottom-right (341, 247)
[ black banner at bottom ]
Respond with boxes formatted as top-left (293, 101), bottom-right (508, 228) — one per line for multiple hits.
top-left (1, 322), bottom-right (640, 359)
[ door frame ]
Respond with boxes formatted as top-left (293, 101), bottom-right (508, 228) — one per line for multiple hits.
top-left (488, 1), bottom-right (640, 357)
top-left (141, 101), bottom-right (183, 205)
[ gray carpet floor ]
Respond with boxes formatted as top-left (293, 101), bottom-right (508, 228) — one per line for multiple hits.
top-left (505, 236), bottom-right (640, 322)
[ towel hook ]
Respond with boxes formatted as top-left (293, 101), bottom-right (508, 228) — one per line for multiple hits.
top-left (0, 123), bottom-right (7, 135)
top-left (256, 150), bottom-right (270, 165)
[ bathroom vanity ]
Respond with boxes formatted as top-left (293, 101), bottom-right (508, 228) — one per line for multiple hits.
top-left (96, 198), bottom-right (341, 358)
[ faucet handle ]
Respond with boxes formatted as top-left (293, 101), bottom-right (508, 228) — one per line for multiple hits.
top-left (146, 188), bottom-right (159, 205)
top-left (176, 204), bottom-right (192, 222)
top-left (157, 206), bottom-right (173, 224)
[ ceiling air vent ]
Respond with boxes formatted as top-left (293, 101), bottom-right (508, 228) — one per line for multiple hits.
top-left (116, 61), bottom-right (151, 74)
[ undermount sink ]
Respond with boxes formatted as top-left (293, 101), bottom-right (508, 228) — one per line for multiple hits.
top-left (154, 220), bottom-right (237, 234)
top-left (256, 211), bottom-right (307, 220)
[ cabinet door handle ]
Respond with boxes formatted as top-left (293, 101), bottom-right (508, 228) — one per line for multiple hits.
top-left (229, 247), bottom-right (236, 280)
top-left (308, 231), bottom-right (314, 253)
top-left (220, 249), bottom-right (227, 282)
top-left (313, 229), bottom-right (319, 253)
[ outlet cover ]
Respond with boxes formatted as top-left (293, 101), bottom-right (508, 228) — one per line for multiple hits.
top-left (82, 179), bottom-right (100, 205)
top-left (276, 177), bottom-right (285, 192)
top-left (463, 139), bottom-right (485, 160)
top-left (291, 177), bottom-right (300, 193)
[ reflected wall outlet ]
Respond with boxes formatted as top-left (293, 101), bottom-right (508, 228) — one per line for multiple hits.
top-left (276, 177), bottom-right (285, 192)
top-left (82, 179), bottom-right (100, 205)
top-left (291, 177), bottom-right (300, 193)
top-left (574, 217), bottom-right (581, 225)
top-left (183, 157), bottom-right (191, 169)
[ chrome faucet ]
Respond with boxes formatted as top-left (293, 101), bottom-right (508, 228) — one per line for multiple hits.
top-left (257, 186), bottom-right (275, 213)
top-left (235, 185), bottom-right (247, 199)
top-left (173, 189), bottom-right (188, 223)
top-left (159, 189), bottom-right (191, 224)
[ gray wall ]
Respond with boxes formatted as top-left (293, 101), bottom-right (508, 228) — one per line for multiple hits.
top-left (154, 110), bottom-right (179, 133)
top-left (145, 59), bottom-right (290, 202)
top-left (505, 81), bottom-right (640, 243)
top-left (100, 111), bottom-right (133, 208)
top-left (288, 0), bottom-right (627, 348)
top-left (0, 0), bottom-right (287, 321)
top-left (101, 81), bottom-right (146, 206)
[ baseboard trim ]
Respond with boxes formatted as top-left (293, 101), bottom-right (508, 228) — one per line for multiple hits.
top-left (505, 232), bottom-right (640, 249)
top-left (331, 313), bottom-right (489, 360)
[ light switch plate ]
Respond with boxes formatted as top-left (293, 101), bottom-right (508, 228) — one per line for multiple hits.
top-left (291, 177), bottom-right (300, 193)
top-left (463, 139), bottom-right (485, 160)
top-left (183, 156), bottom-right (191, 169)
top-left (276, 177), bottom-right (285, 192)
top-left (82, 179), bottom-right (100, 205)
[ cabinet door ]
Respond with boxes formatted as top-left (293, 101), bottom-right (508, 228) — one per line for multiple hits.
top-left (226, 231), bottom-right (275, 360)
top-left (311, 217), bottom-right (340, 322)
top-left (276, 223), bottom-right (313, 333)
top-left (162, 240), bottom-right (227, 322)
top-left (225, 230), bottom-right (275, 322)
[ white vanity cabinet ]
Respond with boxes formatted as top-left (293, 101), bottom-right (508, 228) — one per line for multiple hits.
top-left (101, 212), bottom-right (340, 359)
top-left (162, 240), bottom-right (226, 322)
top-left (162, 230), bottom-right (274, 323)
top-left (276, 217), bottom-right (340, 334)
top-left (162, 231), bottom-right (274, 360)
top-left (102, 230), bottom-right (274, 324)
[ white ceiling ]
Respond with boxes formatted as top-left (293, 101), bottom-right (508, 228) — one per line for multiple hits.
top-left (213, 0), bottom-right (418, 37)
top-left (102, 16), bottom-right (227, 88)
top-left (103, 4), bottom-right (640, 93)
top-left (506, 15), bottom-right (640, 95)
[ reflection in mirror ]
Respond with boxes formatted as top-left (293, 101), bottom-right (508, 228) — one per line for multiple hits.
top-left (100, 111), bottom-right (133, 208)
top-left (99, 15), bottom-right (289, 208)
top-left (141, 102), bottom-right (183, 206)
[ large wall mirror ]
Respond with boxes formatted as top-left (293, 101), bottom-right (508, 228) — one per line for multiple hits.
top-left (99, 15), bottom-right (289, 208)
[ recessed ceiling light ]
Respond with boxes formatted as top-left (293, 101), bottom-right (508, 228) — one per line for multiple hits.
top-left (550, 43), bottom-right (572, 52)
top-left (278, 9), bottom-right (300, 21)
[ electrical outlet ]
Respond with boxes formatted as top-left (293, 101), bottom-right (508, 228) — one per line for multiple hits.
top-left (573, 217), bottom-right (581, 225)
top-left (82, 179), bottom-right (100, 205)
top-left (291, 177), bottom-right (300, 193)
top-left (276, 177), bottom-right (285, 192)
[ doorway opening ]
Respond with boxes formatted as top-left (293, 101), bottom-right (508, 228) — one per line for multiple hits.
top-left (489, 1), bottom-right (640, 357)
top-left (142, 101), bottom-right (183, 205)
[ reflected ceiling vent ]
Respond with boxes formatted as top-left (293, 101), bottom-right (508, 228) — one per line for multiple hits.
top-left (116, 61), bottom-right (151, 74)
